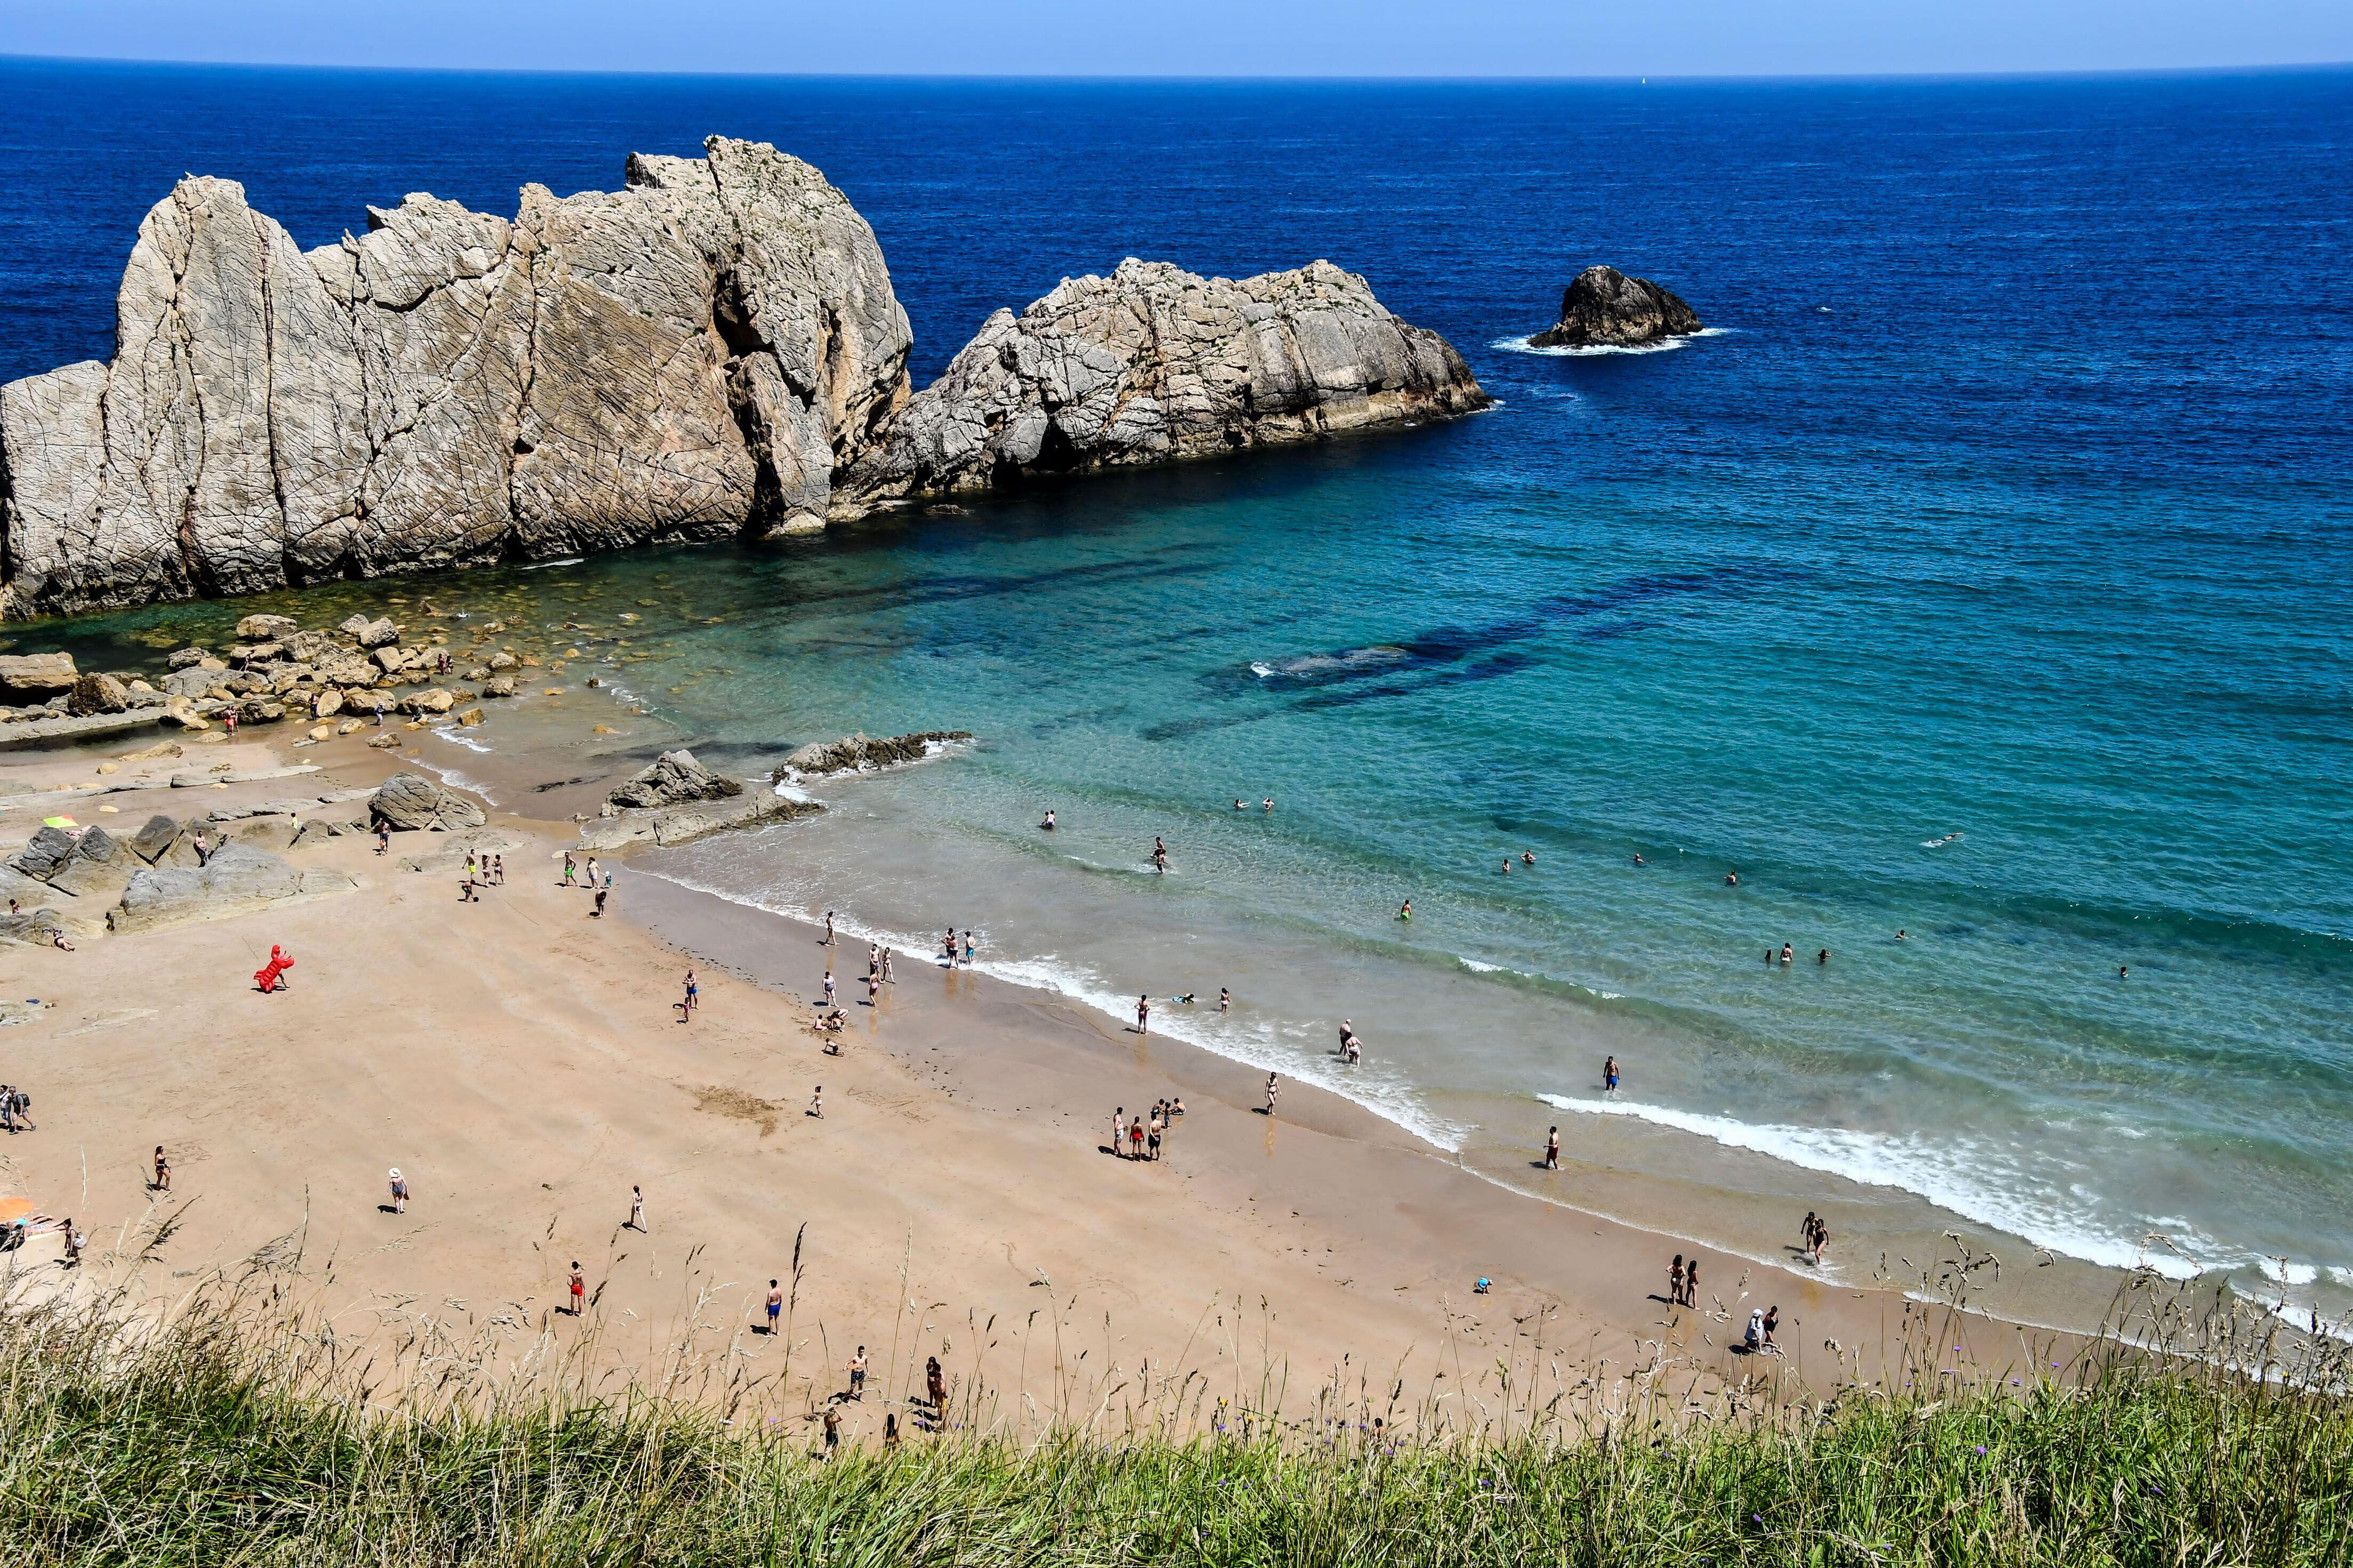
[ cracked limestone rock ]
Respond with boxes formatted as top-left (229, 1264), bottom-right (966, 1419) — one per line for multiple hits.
top-left (1529, 265), bottom-right (1701, 348)
top-left (0, 138), bottom-right (910, 618)
top-left (606, 749), bottom-right (743, 809)
top-left (839, 259), bottom-right (1487, 508)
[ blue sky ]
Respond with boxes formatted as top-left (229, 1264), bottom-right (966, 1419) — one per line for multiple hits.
top-left (2, 0), bottom-right (2345, 77)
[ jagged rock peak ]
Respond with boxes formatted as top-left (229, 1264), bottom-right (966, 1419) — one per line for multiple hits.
top-left (0, 137), bottom-right (910, 619)
top-left (1529, 265), bottom-right (1702, 349)
top-left (839, 257), bottom-right (1489, 509)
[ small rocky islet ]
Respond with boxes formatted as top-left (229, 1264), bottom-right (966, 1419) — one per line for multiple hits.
top-left (1529, 264), bottom-right (1703, 348)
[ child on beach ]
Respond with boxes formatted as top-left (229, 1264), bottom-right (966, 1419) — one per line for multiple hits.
top-left (809, 1086), bottom-right (823, 1119)
top-left (593, 886), bottom-right (608, 917)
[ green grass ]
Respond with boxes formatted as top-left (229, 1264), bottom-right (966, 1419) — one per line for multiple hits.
top-left (0, 1274), bottom-right (2345, 1566)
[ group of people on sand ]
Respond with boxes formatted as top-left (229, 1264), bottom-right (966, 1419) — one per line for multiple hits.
top-left (1110, 1096), bottom-right (1184, 1160)
top-left (456, 849), bottom-right (507, 903)
top-left (0, 1083), bottom-right (35, 1134)
top-left (559, 852), bottom-right (613, 917)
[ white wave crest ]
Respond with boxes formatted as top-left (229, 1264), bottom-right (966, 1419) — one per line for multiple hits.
top-left (1491, 326), bottom-right (1730, 358)
top-left (1537, 1092), bottom-right (2209, 1279)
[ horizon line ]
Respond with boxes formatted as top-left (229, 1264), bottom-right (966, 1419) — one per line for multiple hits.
top-left (4, 51), bottom-right (2350, 87)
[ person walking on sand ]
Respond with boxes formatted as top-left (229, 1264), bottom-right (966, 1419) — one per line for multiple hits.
top-left (584, 855), bottom-right (602, 889)
top-left (376, 823), bottom-right (391, 856)
top-left (850, 1345), bottom-right (868, 1398)
top-left (153, 1147), bottom-right (171, 1193)
top-left (491, 854), bottom-right (505, 885)
top-left (766, 1279), bottom-right (783, 1334)
top-left (1762, 1304), bottom-right (1780, 1351)
top-left (627, 1185), bottom-right (645, 1231)
top-left (569, 1262), bottom-right (586, 1316)
top-left (809, 1086), bottom-right (823, 1119)
top-left (1545, 1126), bottom-right (1560, 1170)
top-left (593, 885), bottom-right (608, 918)
top-left (1136, 995), bottom-right (1150, 1036)
top-left (389, 1168), bottom-right (409, 1214)
top-left (1684, 1258), bottom-right (1700, 1307)
top-left (880, 947), bottom-right (894, 984)
top-left (1111, 1107), bottom-right (1126, 1158)
top-left (1264, 1073), bottom-right (1280, 1117)
top-left (866, 971), bottom-right (880, 1005)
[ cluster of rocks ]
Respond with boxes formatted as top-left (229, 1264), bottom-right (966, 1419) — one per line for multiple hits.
top-left (0, 607), bottom-right (539, 746)
top-left (0, 138), bottom-right (1490, 619)
top-left (1529, 265), bottom-right (1703, 349)
top-left (578, 749), bottom-right (811, 852)
top-left (776, 729), bottom-right (973, 779)
top-left (0, 799), bottom-right (361, 941)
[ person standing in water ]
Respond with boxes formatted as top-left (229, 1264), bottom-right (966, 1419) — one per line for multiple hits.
top-left (1219, 987), bottom-right (1231, 1012)
top-left (1041, 810), bottom-right (1056, 831)
top-left (1604, 1056), bottom-right (1620, 1094)
top-left (1136, 995), bottom-right (1150, 1035)
top-left (1399, 900), bottom-right (1412, 921)
top-left (1152, 836), bottom-right (1168, 873)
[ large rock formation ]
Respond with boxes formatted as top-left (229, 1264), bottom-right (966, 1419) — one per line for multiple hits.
top-left (0, 137), bottom-right (912, 618)
top-left (605, 749), bottom-right (743, 810)
top-left (1, 144), bottom-right (1490, 619)
top-left (842, 260), bottom-right (1487, 506)
top-left (1529, 266), bottom-right (1701, 349)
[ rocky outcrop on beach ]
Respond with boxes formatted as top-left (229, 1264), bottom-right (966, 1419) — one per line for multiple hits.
top-left (370, 773), bottom-right (488, 833)
top-left (777, 729), bottom-right (973, 779)
top-left (108, 840), bottom-right (354, 935)
top-left (840, 261), bottom-right (1487, 507)
top-left (2, 142), bottom-right (1488, 616)
top-left (0, 137), bottom-right (911, 618)
top-left (1529, 266), bottom-right (1702, 348)
top-left (606, 749), bottom-right (743, 810)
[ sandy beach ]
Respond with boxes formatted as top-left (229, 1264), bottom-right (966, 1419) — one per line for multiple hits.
top-left (0, 720), bottom-right (2089, 1438)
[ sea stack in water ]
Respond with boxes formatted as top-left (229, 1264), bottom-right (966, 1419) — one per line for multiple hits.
top-left (1530, 266), bottom-right (1702, 348)
top-left (0, 144), bottom-right (1487, 618)
top-left (841, 259), bottom-right (1488, 507)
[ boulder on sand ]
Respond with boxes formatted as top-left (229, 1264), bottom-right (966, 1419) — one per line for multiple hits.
top-left (1529, 265), bottom-right (1702, 349)
top-left (0, 652), bottom-right (77, 701)
top-left (606, 750), bottom-right (743, 810)
top-left (9, 824), bottom-right (79, 881)
top-left (368, 772), bottom-right (488, 832)
top-left (67, 671), bottom-right (131, 715)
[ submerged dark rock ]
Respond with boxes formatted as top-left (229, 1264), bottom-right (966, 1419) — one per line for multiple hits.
top-left (1530, 266), bottom-right (1702, 349)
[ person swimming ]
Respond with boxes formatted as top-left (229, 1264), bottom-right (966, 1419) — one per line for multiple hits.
top-left (1522, 851), bottom-right (1535, 865)
top-left (1632, 852), bottom-right (1645, 865)
top-left (1041, 810), bottom-right (1057, 830)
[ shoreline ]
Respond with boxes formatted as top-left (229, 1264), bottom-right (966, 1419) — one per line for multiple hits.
top-left (0, 719), bottom-right (2081, 1419)
top-left (400, 712), bottom-right (2184, 1347)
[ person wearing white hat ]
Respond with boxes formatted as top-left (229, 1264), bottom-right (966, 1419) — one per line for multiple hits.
top-left (388, 1168), bottom-right (409, 1213)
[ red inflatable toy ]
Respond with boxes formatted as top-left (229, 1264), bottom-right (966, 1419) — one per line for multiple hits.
top-left (254, 945), bottom-right (294, 994)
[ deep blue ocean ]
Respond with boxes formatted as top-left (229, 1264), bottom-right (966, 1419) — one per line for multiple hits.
top-left (5, 60), bottom-right (2350, 1322)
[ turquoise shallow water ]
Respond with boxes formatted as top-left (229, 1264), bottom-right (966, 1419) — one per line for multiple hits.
top-left (9, 63), bottom-right (2351, 1319)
